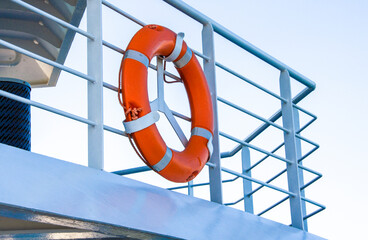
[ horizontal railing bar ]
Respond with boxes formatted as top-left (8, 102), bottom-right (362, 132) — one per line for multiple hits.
top-left (293, 103), bottom-right (318, 133)
top-left (219, 131), bottom-right (292, 164)
top-left (150, 98), bottom-right (191, 122)
top-left (103, 33), bottom-right (208, 81)
top-left (222, 176), bottom-right (240, 183)
top-left (103, 125), bottom-right (127, 137)
top-left (221, 167), bottom-right (296, 197)
top-left (171, 110), bottom-right (191, 122)
top-left (103, 38), bottom-right (209, 77)
top-left (221, 87), bottom-right (314, 159)
top-left (295, 134), bottom-right (319, 147)
top-left (215, 61), bottom-right (287, 103)
top-left (246, 165), bottom-right (320, 198)
top-left (113, 162), bottom-right (215, 175)
top-left (246, 169), bottom-right (287, 197)
top-left (0, 39), bottom-right (95, 83)
top-left (103, 40), bottom-right (125, 54)
top-left (11, 0), bottom-right (94, 40)
top-left (192, 49), bottom-right (210, 61)
top-left (300, 174), bottom-right (322, 191)
top-left (0, 89), bottom-right (95, 126)
top-left (224, 196), bottom-right (244, 206)
top-left (298, 164), bottom-right (322, 177)
top-left (257, 196), bottom-right (289, 216)
top-left (157, 66), bottom-right (182, 82)
top-left (102, 40), bottom-right (182, 82)
top-left (112, 166), bottom-right (150, 175)
top-left (218, 97), bottom-right (289, 133)
top-left (220, 151), bottom-right (232, 158)
top-left (101, 17), bottom-right (209, 63)
top-left (102, 0), bottom-right (146, 26)
top-left (168, 182), bottom-right (209, 191)
top-left (163, 0), bottom-right (316, 89)
top-left (103, 82), bottom-right (119, 92)
top-left (168, 176), bottom-right (239, 191)
top-left (101, 85), bottom-right (191, 129)
top-left (301, 197), bottom-right (326, 209)
top-left (298, 145), bottom-right (319, 162)
top-left (246, 142), bottom-right (284, 171)
top-left (246, 164), bottom-right (320, 195)
top-left (297, 117), bottom-right (316, 134)
top-left (293, 104), bottom-right (317, 119)
top-left (102, 85), bottom-right (191, 126)
top-left (206, 162), bottom-right (216, 168)
top-left (303, 207), bottom-right (325, 221)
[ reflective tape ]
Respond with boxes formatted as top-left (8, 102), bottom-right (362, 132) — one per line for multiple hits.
top-left (166, 32), bottom-right (184, 62)
top-left (124, 50), bottom-right (149, 68)
top-left (152, 147), bottom-right (172, 172)
top-left (191, 127), bottom-right (213, 158)
top-left (174, 47), bottom-right (192, 69)
top-left (123, 111), bottom-right (160, 134)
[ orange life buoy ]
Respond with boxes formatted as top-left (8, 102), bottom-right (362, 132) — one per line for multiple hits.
top-left (119, 25), bottom-right (214, 183)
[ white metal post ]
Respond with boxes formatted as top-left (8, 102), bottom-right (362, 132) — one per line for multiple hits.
top-left (202, 23), bottom-right (223, 204)
top-left (156, 57), bottom-right (165, 110)
top-left (294, 109), bottom-right (308, 230)
top-left (87, 0), bottom-right (104, 169)
top-left (279, 70), bottom-right (304, 230)
top-left (241, 146), bottom-right (254, 213)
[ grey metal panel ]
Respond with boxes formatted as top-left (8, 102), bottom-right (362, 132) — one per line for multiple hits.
top-left (0, 144), bottom-right (325, 240)
top-left (0, 229), bottom-right (121, 240)
top-left (0, 0), bottom-right (86, 87)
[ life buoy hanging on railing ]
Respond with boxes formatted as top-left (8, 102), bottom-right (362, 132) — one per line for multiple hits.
top-left (119, 24), bottom-right (214, 183)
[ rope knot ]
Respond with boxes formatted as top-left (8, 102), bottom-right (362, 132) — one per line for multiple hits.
top-left (124, 106), bottom-right (142, 120)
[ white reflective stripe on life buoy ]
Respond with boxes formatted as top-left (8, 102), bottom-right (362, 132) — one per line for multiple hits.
top-left (166, 32), bottom-right (184, 62)
top-left (123, 49), bottom-right (149, 68)
top-left (123, 111), bottom-right (160, 134)
top-left (191, 127), bottom-right (213, 158)
top-left (152, 147), bottom-right (172, 172)
top-left (174, 47), bottom-right (192, 68)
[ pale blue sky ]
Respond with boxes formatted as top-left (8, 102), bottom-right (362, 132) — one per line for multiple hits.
top-left (182, 1), bottom-right (368, 238)
top-left (30, 1), bottom-right (368, 239)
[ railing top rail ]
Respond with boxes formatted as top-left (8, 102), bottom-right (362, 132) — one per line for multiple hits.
top-left (163, 0), bottom-right (316, 90)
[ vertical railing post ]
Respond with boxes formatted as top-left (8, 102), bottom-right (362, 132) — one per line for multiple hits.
top-left (294, 109), bottom-right (308, 230)
top-left (202, 23), bottom-right (223, 204)
top-left (279, 70), bottom-right (304, 229)
top-left (156, 57), bottom-right (165, 110)
top-left (187, 180), bottom-right (194, 196)
top-left (87, 0), bottom-right (104, 169)
top-left (241, 146), bottom-right (254, 213)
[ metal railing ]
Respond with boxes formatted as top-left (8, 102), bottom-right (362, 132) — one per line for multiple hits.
top-left (0, 0), bottom-right (324, 232)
